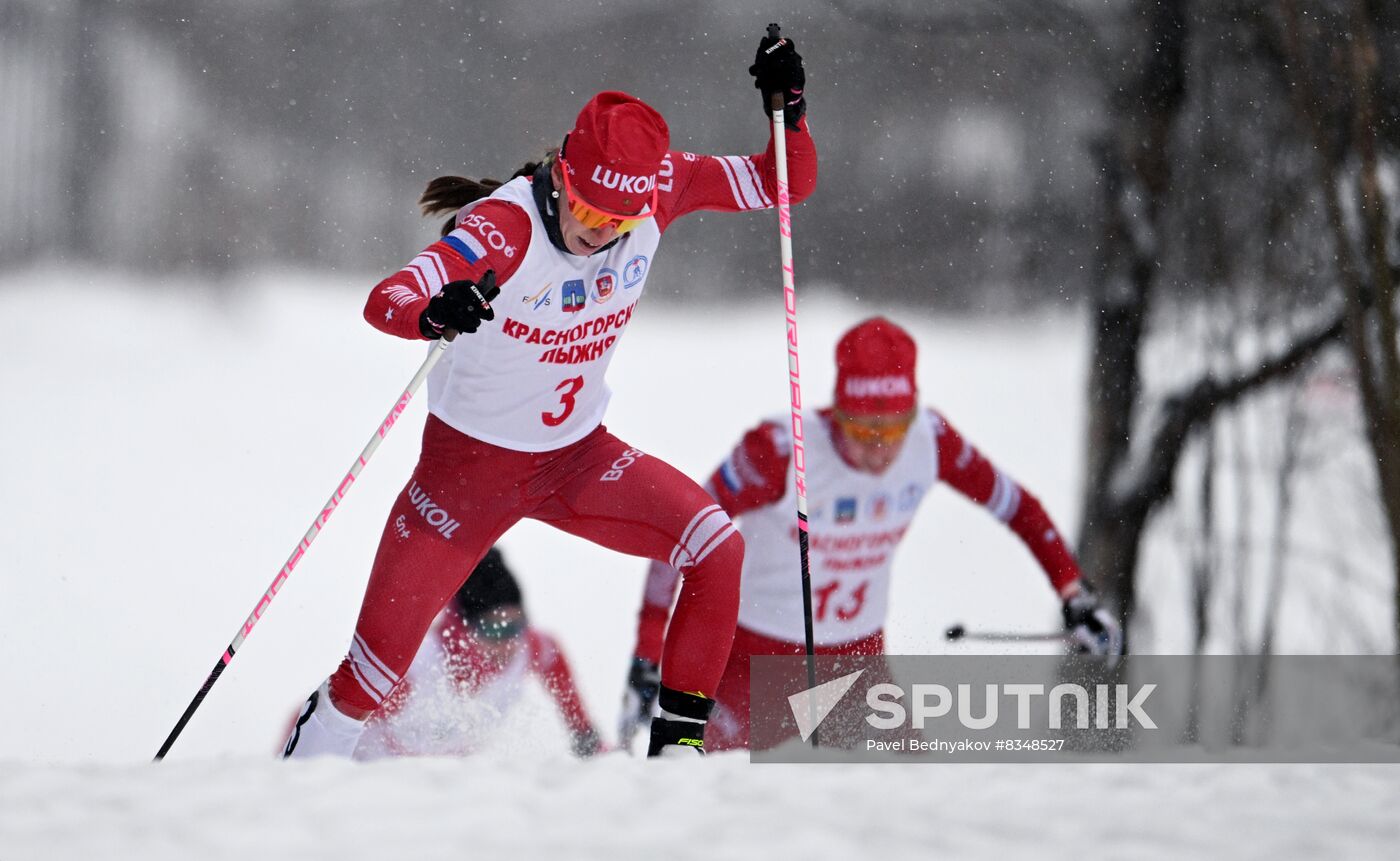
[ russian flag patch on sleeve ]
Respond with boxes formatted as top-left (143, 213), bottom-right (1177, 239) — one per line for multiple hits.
top-left (443, 228), bottom-right (488, 264)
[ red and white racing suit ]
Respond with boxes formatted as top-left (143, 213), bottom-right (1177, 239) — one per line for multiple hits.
top-left (329, 120), bottom-right (818, 717)
top-left (631, 408), bottom-right (1082, 750)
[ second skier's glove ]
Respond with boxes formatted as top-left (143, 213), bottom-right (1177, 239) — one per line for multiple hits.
top-left (748, 29), bottom-right (806, 130)
top-left (618, 657), bottom-right (661, 753)
top-left (570, 727), bottom-right (604, 759)
top-left (419, 271), bottom-right (499, 339)
top-left (1062, 588), bottom-right (1124, 662)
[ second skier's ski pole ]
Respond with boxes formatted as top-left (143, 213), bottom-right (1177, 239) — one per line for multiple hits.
top-left (944, 623), bottom-right (1072, 643)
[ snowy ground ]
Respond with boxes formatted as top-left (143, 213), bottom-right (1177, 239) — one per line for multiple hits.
top-left (6, 757), bottom-right (1399, 861)
top-left (3, 267), bottom-right (1398, 859)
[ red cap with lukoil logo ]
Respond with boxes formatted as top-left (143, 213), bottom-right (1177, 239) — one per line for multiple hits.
top-left (835, 317), bottom-right (919, 416)
top-left (561, 91), bottom-right (670, 217)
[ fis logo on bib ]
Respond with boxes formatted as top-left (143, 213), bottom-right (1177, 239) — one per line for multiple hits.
top-left (623, 255), bottom-right (648, 289)
top-left (562, 280), bottom-right (586, 313)
top-left (407, 482), bottom-right (460, 539)
top-left (523, 283), bottom-right (552, 311)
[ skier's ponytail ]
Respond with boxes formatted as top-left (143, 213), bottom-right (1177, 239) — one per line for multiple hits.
top-left (419, 152), bottom-right (556, 237)
top-left (418, 176), bottom-right (502, 217)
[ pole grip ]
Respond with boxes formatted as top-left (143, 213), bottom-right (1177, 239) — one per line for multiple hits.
top-left (765, 23), bottom-right (786, 116)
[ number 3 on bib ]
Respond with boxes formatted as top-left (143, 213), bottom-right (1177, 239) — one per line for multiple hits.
top-left (542, 376), bottom-right (584, 427)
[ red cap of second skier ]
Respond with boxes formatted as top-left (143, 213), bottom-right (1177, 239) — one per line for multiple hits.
top-left (832, 317), bottom-right (919, 473)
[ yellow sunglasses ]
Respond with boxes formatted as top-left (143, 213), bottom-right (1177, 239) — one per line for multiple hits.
top-left (556, 152), bottom-right (656, 235)
top-left (833, 409), bottom-right (916, 445)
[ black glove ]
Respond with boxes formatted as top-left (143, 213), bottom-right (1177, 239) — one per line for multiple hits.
top-left (418, 271), bottom-right (499, 339)
top-left (1062, 588), bottom-right (1124, 662)
top-left (748, 26), bottom-right (806, 130)
top-left (617, 657), bottom-right (661, 752)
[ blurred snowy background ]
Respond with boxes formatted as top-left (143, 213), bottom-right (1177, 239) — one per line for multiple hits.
top-left (4, 1), bottom-right (1400, 858)
top-left (6, 0), bottom-right (1398, 654)
top-left (0, 0), bottom-right (1110, 306)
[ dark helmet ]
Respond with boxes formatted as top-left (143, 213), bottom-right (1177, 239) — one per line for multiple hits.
top-left (453, 547), bottom-right (524, 620)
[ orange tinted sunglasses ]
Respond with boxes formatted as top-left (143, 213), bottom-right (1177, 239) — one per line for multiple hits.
top-left (834, 409), bottom-right (915, 445)
top-left (556, 151), bottom-right (656, 235)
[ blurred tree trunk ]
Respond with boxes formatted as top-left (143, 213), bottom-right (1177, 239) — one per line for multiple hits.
top-left (1343, 3), bottom-right (1400, 650)
top-left (1182, 423), bottom-right (1216, 744)
top-left (1076, 0), bottom-right (1350, 645)
top-left (1076, 0), bottom-right (1190, 640)
top-left (1276, 0), bottom-right (1400, 648)
top-left (64, 0), bottom-right (112, 258)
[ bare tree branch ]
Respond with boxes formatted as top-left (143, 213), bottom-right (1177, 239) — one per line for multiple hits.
top-left (1110, 309), bottom-right (1347, 523)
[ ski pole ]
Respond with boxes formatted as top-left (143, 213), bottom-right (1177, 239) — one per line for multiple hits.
top-left (944, 623), bottom-right (1072, 643)
top-left (765, 22), bottom-right (819, 746)
top-left (154, 334), bottom-right (455, 760)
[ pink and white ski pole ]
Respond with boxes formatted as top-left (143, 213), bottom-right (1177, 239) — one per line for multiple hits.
top-left (153, 335), bottom-right (454, 760)
top-left (765, 22), bottom-right (819, 744)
